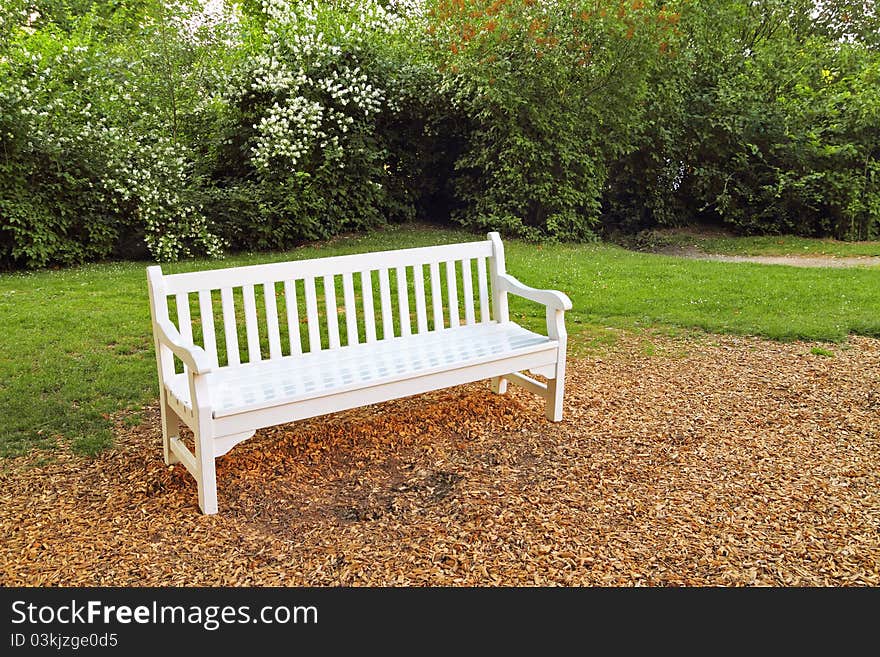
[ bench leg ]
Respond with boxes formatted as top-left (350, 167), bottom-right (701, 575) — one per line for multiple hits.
top-left (490, 376), bottom-right (508, 395)
top-left (194, 414), bottom-right (218, 515)
top-left (160, 396), bottom-right (181, 466)
top-left (545, 360), bottom-right (566, 422)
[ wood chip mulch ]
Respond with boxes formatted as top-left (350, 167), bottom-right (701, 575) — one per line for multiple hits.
top-left (2, 331), bottom-right (878, 586)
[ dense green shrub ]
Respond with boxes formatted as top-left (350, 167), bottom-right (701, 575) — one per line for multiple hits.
top-left (690, 38), bottom-right (880, 240)
top-left (602, 0), bottom-right (880, 241)
top-left (422, 0), bottom-right (682, 240)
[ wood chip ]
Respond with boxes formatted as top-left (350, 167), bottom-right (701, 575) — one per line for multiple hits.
top-left (1, 331), bottom-right (878, 586)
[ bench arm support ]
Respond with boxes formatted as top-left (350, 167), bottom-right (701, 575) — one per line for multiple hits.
top-left (496, 273), bottom-right (572, 311)
top-left (154, 317), bottom-right (213, 375)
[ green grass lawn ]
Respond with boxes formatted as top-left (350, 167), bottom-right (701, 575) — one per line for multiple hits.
top-left (2, 223), bottom-right (879, 457)
top-left (654, 230), bottom-right (880, 257)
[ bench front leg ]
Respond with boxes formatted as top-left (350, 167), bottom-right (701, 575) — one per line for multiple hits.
top-left (194, 407), bottom-right (217, 515)
top-left (188, 373), bottom-right (218, 515)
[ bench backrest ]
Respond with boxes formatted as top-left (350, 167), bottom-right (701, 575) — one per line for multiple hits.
top-left (147, 234), bottom-right (509, 373)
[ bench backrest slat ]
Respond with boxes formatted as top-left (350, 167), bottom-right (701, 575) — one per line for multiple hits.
top-left (429, 261), bottom-right (443, 331)
top-left (304, 277), bottom-right (321, 352)
top-left (361, 270), bottom-right (377, 344)
top-left (377, 267), bottom-right (393, 341)
top-left (396, 266), bottom-right (411, 337)
top-left (284, 280), bottom-right (302, 356)
top-left (477, 256), bottom-right (490, 323)
top-left (152, 237), bottom-right (504, 371)
top-left (322, 275), bottom-right (338, 349)
top-left (342, 272), bottom-right (359, 346)
top-left (461, 259), bottom-right (476, 326)
top-left (176, 292), bottom-right (193, 376)
top-left (242, 284), bottom-right (261, 362)
top-left (413, 264), bottom-right (428, 333)
top-left (220, 287), bottom-right (240, 367)
top-left (446, 260), bottom-right (459, 328)
top-left (198, 289), bottom-right (218, 367)
top-left (264, 282), bottom-right (282, 360)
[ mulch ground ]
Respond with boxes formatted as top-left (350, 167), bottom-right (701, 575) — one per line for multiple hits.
top-left (2, 331), bottom-right (878, 586)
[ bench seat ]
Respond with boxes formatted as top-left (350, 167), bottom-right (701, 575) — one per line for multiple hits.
top-left (166, 322), bottom-right (555, 418)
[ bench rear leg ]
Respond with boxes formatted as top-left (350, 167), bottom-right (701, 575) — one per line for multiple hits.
top-left (490, 376), bottom-right (508, 394)
top-left (160, 396), bottom-right (181, 466)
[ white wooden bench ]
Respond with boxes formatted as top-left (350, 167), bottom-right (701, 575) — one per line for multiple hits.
top-left (147, 232), bottom-right (571, 514)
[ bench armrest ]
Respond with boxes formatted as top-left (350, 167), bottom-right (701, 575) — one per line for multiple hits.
top-left (154, 317), bottom-right (213, 375)
top-left (496, 273), bottom-right (572, 311)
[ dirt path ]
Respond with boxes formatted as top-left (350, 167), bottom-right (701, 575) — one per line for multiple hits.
top-left (658, 245), bottom-right (880, 268)
top-left (2, 330), bottom-right (878, 587)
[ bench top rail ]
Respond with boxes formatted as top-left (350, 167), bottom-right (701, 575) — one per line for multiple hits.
top-left (159, 240), bottom-right (493, 296)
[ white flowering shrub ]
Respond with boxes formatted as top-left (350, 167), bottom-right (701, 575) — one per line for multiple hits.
top-left (0, 3), bottom-right (227, 267)
top-left (206, 0), bottom-right (421, 249)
